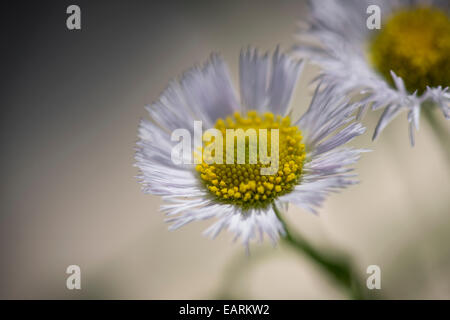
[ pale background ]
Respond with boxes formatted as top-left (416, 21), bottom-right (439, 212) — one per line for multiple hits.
top-left (1, 0), bottom-right (449, 299)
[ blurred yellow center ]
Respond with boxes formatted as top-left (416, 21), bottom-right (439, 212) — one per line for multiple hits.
top-left (195, 111), bottom-right (306, 210)
top-left (369, 7), bottom-right (450, 94)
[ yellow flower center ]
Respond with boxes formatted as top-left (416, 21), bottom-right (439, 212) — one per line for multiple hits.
top-left (196, 111), bottom-right (306, 210)
top-left (369, 7), bottom-right (450, 94)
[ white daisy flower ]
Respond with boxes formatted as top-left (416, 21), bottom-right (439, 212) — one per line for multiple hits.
top-left (135, 48), bottom-right (366, 249)
top-left (296, 0), bottom-right (450, 145)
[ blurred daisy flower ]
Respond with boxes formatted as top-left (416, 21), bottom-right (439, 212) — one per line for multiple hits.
top-left (136, 48), bottom-right (365, 249)
top-left (296, 0), bottom-right (450, 145)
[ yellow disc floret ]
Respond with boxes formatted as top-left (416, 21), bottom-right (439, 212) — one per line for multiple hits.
top-left (369, 7), bottom-right (450, 94)
top-left (196, 111), bottom-right (306, 210)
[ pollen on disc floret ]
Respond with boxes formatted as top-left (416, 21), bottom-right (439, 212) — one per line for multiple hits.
top-left (369, 7), bottom-right (450, 94)
top-left (196, 110), bottom-right (306, 211)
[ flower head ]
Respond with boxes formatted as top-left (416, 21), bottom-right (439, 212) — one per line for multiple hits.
top-left (136, 48), bottom-right (366, 248)
top-left (296, 0), bottom-right (450, 145)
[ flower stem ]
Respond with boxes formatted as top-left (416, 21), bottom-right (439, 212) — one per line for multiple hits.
top-left (272, 204), bottom-right (367, 299)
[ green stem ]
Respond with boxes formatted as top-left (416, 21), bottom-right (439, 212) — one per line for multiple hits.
top-left (273, 204), bottom-right (366, 299)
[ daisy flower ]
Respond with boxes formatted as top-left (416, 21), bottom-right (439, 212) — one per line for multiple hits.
top-left (135, 48), bottom-right (366, 249)
top-left (296, 0), bottom-right (450, 145)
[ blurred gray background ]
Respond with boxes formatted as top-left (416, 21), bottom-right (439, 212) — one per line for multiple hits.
top-left (1, 0), bottom-right (449, 299)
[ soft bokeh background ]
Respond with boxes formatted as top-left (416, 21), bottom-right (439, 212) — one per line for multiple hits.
top-left (2, 0), bottom-right (449, 299)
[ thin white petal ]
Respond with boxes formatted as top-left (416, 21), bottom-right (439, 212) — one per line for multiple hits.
top-left (180, 53), bottom-right (239, 126)
top-left (267, 47), bottom-right (304, 115)
top-left (239, 48), bottom-right (270, 112)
